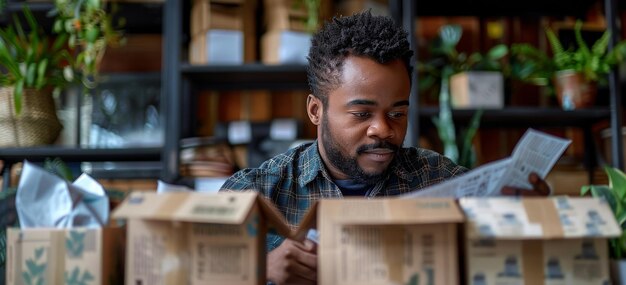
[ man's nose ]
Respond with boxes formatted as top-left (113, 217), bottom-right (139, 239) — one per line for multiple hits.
top-left (367, 116), bottom-right (394, 140)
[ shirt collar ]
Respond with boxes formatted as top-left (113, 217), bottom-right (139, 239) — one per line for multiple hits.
top-left (298, 140), bottom-right (329, 187)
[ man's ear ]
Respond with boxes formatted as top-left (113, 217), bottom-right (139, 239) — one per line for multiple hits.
top-left (307, 94), bottom-right (322, 126)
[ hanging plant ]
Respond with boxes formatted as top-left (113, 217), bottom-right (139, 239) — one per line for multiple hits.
top-left (51, 0), bottom-right (125, 89)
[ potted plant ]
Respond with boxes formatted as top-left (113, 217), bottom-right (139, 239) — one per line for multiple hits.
top-left (581, 166), bottom-right (626, 284)
top-left (51, 0), bottom-right (124, 88)
top-left (419, 25), bottom-right (507, 168)
top-left (0, 1), bottom-right (123, 147)
top-left (0, 6), bottom-right (72, 146)
top-left (511, 21), bottom-right (626, 110)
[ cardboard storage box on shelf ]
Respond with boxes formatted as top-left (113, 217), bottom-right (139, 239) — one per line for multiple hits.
top-left (460, 196), bottom-right (620, 285)
top-left (189, 0), bottom-right (256, 64)
top-left (450, 71), bottom-right (504, 109)
top-left (601, 127), bottom-right (626, 166)
top-left (338, 0), bottom-right (390, 16)
top-left (112, 191), bottom-right (290, 285)
top-left (191, 0), bottom-right (244, 36)
top-left (294, 198), bottom-right (463, 285)
top-left (261, 0), bottom-right (317, 64)
top-left (264, 0), bottom-right (310, 32)
top-left (261, 30), bottom-right (311, 64)
top-left (5, 227), bottom-right (124, 285)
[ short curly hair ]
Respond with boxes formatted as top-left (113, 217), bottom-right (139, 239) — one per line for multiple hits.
top-left (306, 11), bottom-right (413, 106)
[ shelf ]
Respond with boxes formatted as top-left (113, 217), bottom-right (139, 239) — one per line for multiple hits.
top-left (418, 107), bottom-right (611, 128)
top-left (414, 0), bottom-right (598, 17)
top-left (2, 1), bottom-right (163, 34)
top-left (181, 63), bottom-right (309, 90)
top-left (84, 161), bottom-right (162, 179)
top-left (0, 147), bottom-right (161, 163)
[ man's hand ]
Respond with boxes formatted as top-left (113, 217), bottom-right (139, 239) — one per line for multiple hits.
top-left (267, 238), bottom-right (317, 285)
top-left (501, 172), bottom-right (551, 196)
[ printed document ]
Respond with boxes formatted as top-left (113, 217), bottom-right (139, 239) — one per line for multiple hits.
top-left (401, 129), bottom-right (571, 198)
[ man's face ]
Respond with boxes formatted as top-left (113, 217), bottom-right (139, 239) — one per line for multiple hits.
top-left (309, 56), bottom-right (411, 184)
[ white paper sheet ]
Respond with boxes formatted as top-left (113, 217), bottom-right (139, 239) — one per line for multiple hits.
top-left (401, 129), bottom-right (571, 198)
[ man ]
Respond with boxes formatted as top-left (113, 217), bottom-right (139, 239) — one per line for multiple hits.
top-left (221, 11), bottom-right (549, 285)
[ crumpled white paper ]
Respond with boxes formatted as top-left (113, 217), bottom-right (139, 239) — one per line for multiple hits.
top-left (16, 161), bottom-right (109, 229)
top-left (157, 180), bottom-right (193, 193)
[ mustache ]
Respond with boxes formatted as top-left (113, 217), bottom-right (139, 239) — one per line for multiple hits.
top-left (356, 141), bottom-right (399, 154)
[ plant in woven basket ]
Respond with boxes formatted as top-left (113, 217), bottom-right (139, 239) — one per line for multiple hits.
top-left (51, 0), bottom-right (125, 89)
top-left (0, 2), bottom-right (123, 146)
top-left (0, 6), bottom-right (74, 115)
top-left (0, 6), bottom-right (73, 146)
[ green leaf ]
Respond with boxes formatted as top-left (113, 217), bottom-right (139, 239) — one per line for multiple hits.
top-left (35, 263), bottom-right (46, 275)
top-left (35, 247), bottom-right (44, 259)
top-left (487, 44), bottom-right (508, 60)
top-left (72, 267), bottom-right (80, 281)
top-left (606, 166), bottom-right (626, 200)
top-left (617, 209), bottom-right (626, 229)
top-left (22, 5), bottom-right (38, 32)
top-left (85, 26), bottom-right (100, 42)
top-left (26, 259), bottom-right (38, 274)
top-left (14, 79), bottom-right (24, 115)
top-left (52, 33), bottom-right (68, 52)
top-left (592, 31), bottom-right (611, 56)
top-left (459, 109), bottom-right (483, 168)
top-left (22, 272), bottom-right (32, 285)
top-left (25, 63), bottom-right (36, 87)
top-left (36, 59), bottom-right (48, 89)
top-left (439, 25), bottom-right (462, 48)
top-left (71, 230), bottom-right (85, 242)
top-left (574, 20), bottom-right (591, 57)
top-left (581, 185), bottom-right (592, 196)
top-left (590, 185), bottom-right (619, 214)
top-left (63, 66), bottom-right (74, 82)
top-left (83, 270), bottom-right (94, 281)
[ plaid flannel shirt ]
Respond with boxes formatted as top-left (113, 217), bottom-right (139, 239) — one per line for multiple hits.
top-left (220, 140), bottom-right (467, 251)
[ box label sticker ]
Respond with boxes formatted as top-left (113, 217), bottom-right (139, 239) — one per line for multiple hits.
top-left (189, 223), bottom-right (255, 284)
top-left (467, 240), bottom-right (524, 285)
top-left (331, 224), bottom-right (451, 285)
top-left (543, 239), bottom-right (610, 285)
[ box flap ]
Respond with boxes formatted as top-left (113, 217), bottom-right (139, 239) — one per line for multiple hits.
top-left (112, 191), bottom-right (257, 224)
top-left (460, 196), bottom-right (621, 239)
top-left (318, 197), bottom-right (463, 224)
top-left (255, 194), bottom-right (294, 239)
top-left (293, 201), bottom-right (319, 242)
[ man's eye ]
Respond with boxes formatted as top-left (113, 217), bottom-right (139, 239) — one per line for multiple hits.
top-left (388, 112), bottom-right (406, 119)
top-left (352, 112), bottom-right (371, 118)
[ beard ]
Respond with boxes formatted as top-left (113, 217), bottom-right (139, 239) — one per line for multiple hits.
top-left (321, 114), bottom-right (399, 185)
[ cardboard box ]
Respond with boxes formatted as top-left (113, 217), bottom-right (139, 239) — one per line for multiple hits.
top-left (112, 191), bottom-right (290, 285)
top-left (264, 0), bottom-right (310, 32)
top-left (189, 30), bottom-right (244, 65)
top-left (261, 30), bottom-right (311, 64)
top-left (460, 197), bottom-right (620, 285)
top-left (189, 0), bottom-right (257, 64)
top-left (544, 166), bottom-right (591, 196)
top-left (450, 71), bottom-right (504, 109)
top-left (294, 198), bottom-right (463, 285)
top-left (5, 227), bottom-right (124, 285)
top-left (601, 127), bottom-right (626, 166)
top-left (338, 0), bottom-right (390, 16)
top-left (191, 0), bottom-right (243, 36)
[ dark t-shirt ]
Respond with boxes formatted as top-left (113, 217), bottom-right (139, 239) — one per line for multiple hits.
top-left (334, 179), bottom-right (374, 196)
